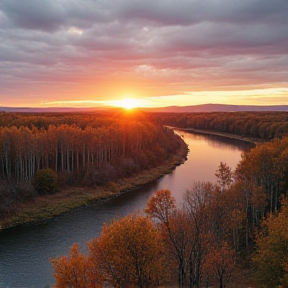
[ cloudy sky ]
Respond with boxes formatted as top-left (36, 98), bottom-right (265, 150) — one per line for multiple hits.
top-left (1, 0), bottom-right (288, 108)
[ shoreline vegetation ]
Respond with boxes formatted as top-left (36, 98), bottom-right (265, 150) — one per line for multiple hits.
top-left (171, 127), bottom-right (264, 145)
top-left (0, 126), bottom-right (264, 232)
top-left (0, 127), bottom-right (262, 232)
top-left (0, 126), bottom-right (263, 232)
top-left (0, 133), bottom-right (188, 231)
top-left (0, 126), bottom-right (264, 233)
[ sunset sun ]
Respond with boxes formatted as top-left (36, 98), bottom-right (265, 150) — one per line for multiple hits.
top-left (2, 0), bottom-right (288, 286)
top-left (116, 98), bottom-right (140, 110)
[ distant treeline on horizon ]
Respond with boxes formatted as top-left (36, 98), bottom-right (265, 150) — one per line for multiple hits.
top-left (1, 103), bottom-right (288, 113)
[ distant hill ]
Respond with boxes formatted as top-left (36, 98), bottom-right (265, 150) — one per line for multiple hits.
top-left (140, 104), bottom-right (288, 113)
top-left (0, 107), bottom-right (110, 113)
top-left (1, 104), bottom-right (288, 113)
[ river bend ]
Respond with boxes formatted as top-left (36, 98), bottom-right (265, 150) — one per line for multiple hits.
top-left (0, 130), bottom-right (254, 288)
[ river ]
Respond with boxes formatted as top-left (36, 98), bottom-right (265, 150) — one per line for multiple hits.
top-left (0, 130), bottom-right (254, 288)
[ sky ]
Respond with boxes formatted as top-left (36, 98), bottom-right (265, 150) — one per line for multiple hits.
top-left (0, 0), bottom-right (288, 108)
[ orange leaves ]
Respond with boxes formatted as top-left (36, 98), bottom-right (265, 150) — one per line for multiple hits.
top-left (51, 243), bottom-right (101, 288)
top-left (145, 185), bottom-right (239, 288)
top-left (52, 214), bottom-right (165, 288)
top-left (51, 184), bottom-right (242, 288)
top-left (145, 189), bottom-right (176, 224)
top-left (89, 214), bottom-right (166, 288)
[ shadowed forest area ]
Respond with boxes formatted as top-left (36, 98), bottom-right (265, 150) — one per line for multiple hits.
top-left (0, 111), bottom-right (182, 217)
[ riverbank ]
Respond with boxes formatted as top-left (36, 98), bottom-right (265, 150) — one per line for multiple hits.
top-left (172, 127), bottom-right (264, 145)
top-left (0, 138), bottom-right (188, 231)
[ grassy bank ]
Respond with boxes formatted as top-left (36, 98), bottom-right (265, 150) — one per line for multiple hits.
top-left (0, 139), bottom-right (188, 231)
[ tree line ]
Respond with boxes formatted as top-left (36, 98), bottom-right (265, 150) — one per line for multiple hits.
top-left (3, 110), bottom-right (288, 287)
top-left (0, 111), bottom-right (182, 214)
top-left (52, 134), bottom-right (288, 288)
top-left (52, 186), bottom-right (237, 288)
top-left (152, 111), bottom-right (288, 140)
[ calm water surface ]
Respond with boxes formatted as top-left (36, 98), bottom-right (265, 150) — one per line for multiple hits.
top-left (0, 131), bottom-right (254, 288)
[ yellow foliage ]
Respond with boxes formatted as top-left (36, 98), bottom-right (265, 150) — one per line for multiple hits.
top-left (253, 198), bottom-right (288, 288)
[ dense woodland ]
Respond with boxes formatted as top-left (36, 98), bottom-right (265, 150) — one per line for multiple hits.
top-left (2, 111), bottom-right (288, 287)
top-left (0, 111), bottom-right (182, 214)
top-left (154, 111), bottom-right (288, 140)
top-left (52, 133), bottom-right (288, 288)
top-left (51, 111), bottom-right (288, 288)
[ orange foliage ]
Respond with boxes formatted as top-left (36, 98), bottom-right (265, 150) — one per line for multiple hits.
top-left (145, 189), bottom-right (177, 224)
top-left (88, 214), bottom-right (165, 288)
top-left (51, 243), bottom-right (101, 288)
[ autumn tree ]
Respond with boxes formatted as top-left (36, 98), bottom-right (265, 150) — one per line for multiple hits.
top-left (145, 189), bottom-right (191, 287)
top-left (144, 189), bottom-right (177, 224)
top-left (203, 241), bottom-right (235, 288)
top-left (253, 198), bottom-right (288, 288)
top-left (0, 113), bottom-right (182, 214)
top-left (215, 162), bottom-right (233, 191)
top-left (182, 180), bottom-right (245, 287)
top-left (88, 213), bottom-right (166, 288)
top-left (146, 187), bottom-right (212, 288)
top-left (183, 182), bottom-right (215, 288)
top-left (51, 243), bottom-right (100, 288)
top-left (231, 137), bottom-right (288, 254)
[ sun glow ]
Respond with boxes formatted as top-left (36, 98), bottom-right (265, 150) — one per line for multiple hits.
top-left (113, 98), bottom-right (141, 110)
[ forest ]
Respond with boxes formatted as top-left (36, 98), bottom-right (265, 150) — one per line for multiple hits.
top-left (0, 111), bottom-right (182, 216)
top-left (50, 111), bottom-right (288, 288)
top-left (2, 110), bottom-right (288, 287)
top-left (153, 111), bottom-right (288, 140)
top-left (51, 135), bottom-right (288, 288)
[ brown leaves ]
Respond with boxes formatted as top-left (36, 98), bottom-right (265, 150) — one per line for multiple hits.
top-left (204, 242), bottom-right (235, 288)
